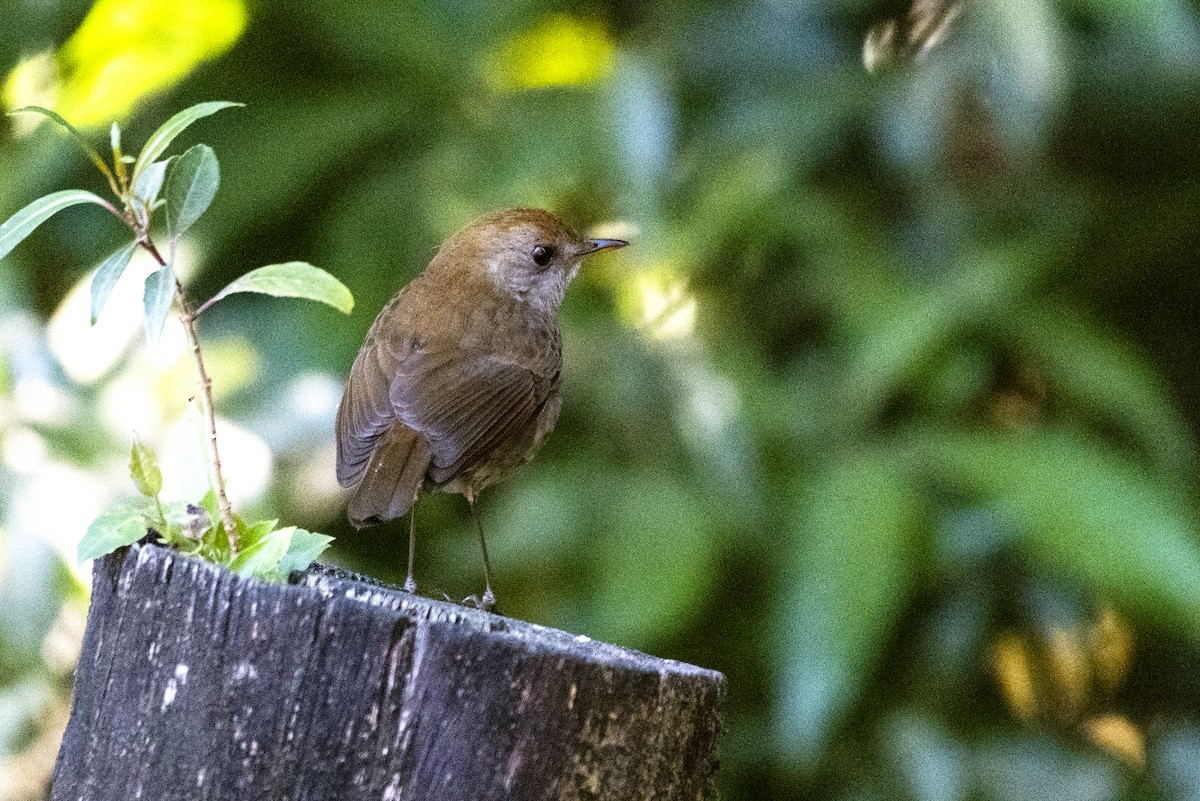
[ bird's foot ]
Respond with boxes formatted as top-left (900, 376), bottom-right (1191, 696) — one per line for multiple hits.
top-left (403, 576), bottom-right (417, 594)
top-left (461, 590), bottom-right (497, 614)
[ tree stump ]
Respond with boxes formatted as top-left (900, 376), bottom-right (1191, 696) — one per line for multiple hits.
top-left (51, 542), bottom-right (725, 800)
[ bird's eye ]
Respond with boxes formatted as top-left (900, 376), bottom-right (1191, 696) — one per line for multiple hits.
top-left (532, 245), bottom-right (554, 267)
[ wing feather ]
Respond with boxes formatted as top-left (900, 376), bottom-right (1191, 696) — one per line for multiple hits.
top-left (389, 349), bottom-right (543, 477)
top-left (336, 338), bottom-right (401, 486)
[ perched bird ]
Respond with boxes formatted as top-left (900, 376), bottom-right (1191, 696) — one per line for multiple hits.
top-left (335, 208), bottom-right (627, 610)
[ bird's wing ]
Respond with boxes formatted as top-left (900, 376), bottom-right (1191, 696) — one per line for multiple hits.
top-left (387, 342), bottom-right (551, 483)
top-left (345, 423), bottom-right (430, 527)
top-left (336, 333), bottom-right (405, 487)
top-left (336, 319), bottom-right (555, 490)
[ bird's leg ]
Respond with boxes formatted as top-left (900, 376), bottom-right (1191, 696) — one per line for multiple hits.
top-left (404, 495), bottom-right (418, 594)
top-left (465, 488), bottom-right (496, 612)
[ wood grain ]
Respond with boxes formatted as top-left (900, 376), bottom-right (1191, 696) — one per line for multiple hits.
top-left (52, 543), bottom-right (725, 800)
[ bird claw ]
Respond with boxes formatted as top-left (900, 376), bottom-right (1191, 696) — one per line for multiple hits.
top-left (461, 591), bottom-right (496, 613)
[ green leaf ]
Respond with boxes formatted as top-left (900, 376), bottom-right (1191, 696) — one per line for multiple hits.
top-left (195, 490), bottom-right (232, 563)
top-left (277, 528), bottom-right (334, 575)
top-left (131, 101), bottom-right (242, 186)
top-left (239, 518), bottom-right (279, 549)
top-left (926, 428), bottom-right (1200, 636)
top-left (143, 265), bottom-right (175, 344)
top-left (1007, 302), bottom-right (1195, 476)
top-left (230, 522), bottom-right (293, 578)
top-left (79, 504), bottom-right (150, 563)
top-left (89, 241), bottom-right (139, 324)
top-left (165, 144), bottom-right (219, 239)
top-left (199, 262), bottom-right (354, 315)
top-left (129, 435), bottom-right (163, 497)
top-left (778, 450), bottom-right (925, 765)
top-left (130, 160), bottom-right (170, 229)
top-left (0, 190), bottom-right (111, 262)
top-left (9, 106), bottom-right (119, 193)
top-left (132, 159), bottom-right (169, 204)
top-left (196, 488), bottom-right (219, 524)
top-left (832, 242), bottom-right (1039, 433)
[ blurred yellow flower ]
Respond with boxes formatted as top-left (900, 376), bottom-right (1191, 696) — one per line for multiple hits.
top-left (1083, 714), bottom-right (1145, 768)
top-left (1090, 604), bottom-right (1134, 694)
top-left (1043, 625), bottom-right (1089, 723)
top-left (992, 631), bottom-right (1036, 721)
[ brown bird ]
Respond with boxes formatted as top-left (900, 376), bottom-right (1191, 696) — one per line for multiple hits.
top-left (335, 208), bottom-right (627, 610)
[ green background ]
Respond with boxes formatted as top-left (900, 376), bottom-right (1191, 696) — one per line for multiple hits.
top-left (2, 0), bottom-right (1200, 798)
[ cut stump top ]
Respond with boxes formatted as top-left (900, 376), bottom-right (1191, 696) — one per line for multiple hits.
top-left (53, 543), bottom-right (726, 801)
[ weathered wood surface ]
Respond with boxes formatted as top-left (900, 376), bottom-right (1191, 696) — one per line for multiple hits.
top-left (52, 543), bottom-right (725, 800)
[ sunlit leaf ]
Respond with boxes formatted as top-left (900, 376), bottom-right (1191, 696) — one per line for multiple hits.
top-left (27, 1), bottom-right (246, 129)
top-left (1083, 714), bottom-right (1145, 768)
top-left (276, 529), bottom-right (334, 575)
top-left (778, 450), bottom-right (926, 765)
top-left (0, 189), bottom-right (111, 262)
top-left (143, 265), bottom-right (176, 344)
top-left (89, 241), bottom-right (138, 324)
top-left (230, 522), bottom-right (292, 578)
top-left (78, 504), bottom-right (149, 563)
top-left (199, 262), bottom-right (353, 315)
top-left (993, 632), bottom-right (1037, 721)
top-left (165, 144), bottom-right (219, 239)
top-left (926, 428), bottom-right (1200, 635)
top-left (131, 101), bottom-right (242, 186)
top-left (129, 435), bottom-right (162, 498)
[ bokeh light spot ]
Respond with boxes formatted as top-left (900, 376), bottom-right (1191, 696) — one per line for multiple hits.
top-left (617, 262), bottom-right (697, 341)
top-left (4, 0), bottom-right (247, 127)
top-left (489, 15), bottom-right (614, 91)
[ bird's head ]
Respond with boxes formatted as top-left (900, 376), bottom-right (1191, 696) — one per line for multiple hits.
top-left (441, 208), bottom-right (627, 315)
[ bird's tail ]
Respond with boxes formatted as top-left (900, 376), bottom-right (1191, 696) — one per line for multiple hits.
top-left (347, 424), bottom-right (432, 528)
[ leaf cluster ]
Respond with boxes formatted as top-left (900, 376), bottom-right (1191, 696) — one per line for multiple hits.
top-left (0, 102), bottom-right (352, 577)
top-left (0, 102), bottom-right (353, 338)
top-left (80, 437), bottom-right (331, 580)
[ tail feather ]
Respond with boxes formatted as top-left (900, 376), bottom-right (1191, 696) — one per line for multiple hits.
top-left (347, 424), bottom-right (432, 528)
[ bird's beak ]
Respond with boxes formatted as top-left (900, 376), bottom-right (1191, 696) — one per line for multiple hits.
top-left (578, 238), bottom-right (629, 256)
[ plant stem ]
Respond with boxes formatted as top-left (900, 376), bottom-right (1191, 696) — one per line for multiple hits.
top-left (140, 238), bottom-right (240, 555)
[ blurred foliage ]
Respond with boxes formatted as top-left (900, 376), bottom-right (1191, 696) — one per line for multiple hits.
top-left (2, 0), bottom-right (1200, 798)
